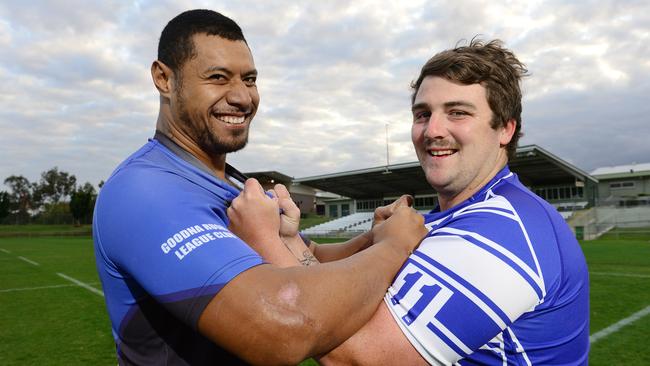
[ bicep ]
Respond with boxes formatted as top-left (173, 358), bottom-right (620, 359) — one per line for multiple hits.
top-left (197, 263), bottom-right (318, 365)
top-left (198, 264), bottom-right (281, 360)
top-left (320, 302), bottom-right (428, 366)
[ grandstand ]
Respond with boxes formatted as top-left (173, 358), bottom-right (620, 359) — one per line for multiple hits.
top-left (302, 210), bottom-right (431, 237)
top-left (553, 201), bottom-right (589, 219)
top-left (302, 212), bottom-right (373, 236)
top-left (249, 145), bottom-right (650, 239)
top-left (295, 144), bottom-right (601, 237)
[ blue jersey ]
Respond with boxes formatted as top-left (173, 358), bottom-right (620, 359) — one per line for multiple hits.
top-left (385, 166), bottom-right (589, 365)
top-left (93, 138), bottom-right (263, 365)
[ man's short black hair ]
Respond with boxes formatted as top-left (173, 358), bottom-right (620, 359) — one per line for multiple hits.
top-left (158, 9), bottom-right (247, 73)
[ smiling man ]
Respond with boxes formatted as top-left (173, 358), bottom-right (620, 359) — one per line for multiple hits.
top-left (92, 9), bottom-right (426, 366)
top-left (315, 39), bottom-right (590, 365)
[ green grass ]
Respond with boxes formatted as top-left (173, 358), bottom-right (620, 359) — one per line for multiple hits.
top-left (0, 224), bottom-right (91, 236)
top-left (599, 226), bottom-right (650, 241)
top-left (0, 230), bottom-right (649, 365)
top-left (581, 238), bottom-right (650, 365)
top-left (0, 237), bottom-right (114, 365)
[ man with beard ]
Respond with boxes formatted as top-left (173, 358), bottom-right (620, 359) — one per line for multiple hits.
top-left (93, 9), bottom-right (426, 366)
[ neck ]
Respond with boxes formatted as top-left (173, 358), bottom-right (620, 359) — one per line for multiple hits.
top-left (155, 104), bottom-right (227, 180)
top-left (438, 153), bottom-right (508, 212)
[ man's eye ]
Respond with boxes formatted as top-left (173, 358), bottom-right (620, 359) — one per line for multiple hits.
top-left (449, 110), bottom-right (469, 117)
top-left (413, 111), bottom-right (431, 122)
top-left (244, 77), bottom-right (257, 86)
top-left (209, 74), bottom-right (225, 80)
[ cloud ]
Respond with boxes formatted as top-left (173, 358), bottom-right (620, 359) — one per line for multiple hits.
top-left (0, 0), bottom-right (649, 188)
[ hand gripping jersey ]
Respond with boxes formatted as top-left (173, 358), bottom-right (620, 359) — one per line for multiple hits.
top-left (93, 138), bottom-right (263, 365)
top-left (385, 166), bottom-right (589, 365)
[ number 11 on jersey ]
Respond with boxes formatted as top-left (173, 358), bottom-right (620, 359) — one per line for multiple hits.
top-left (389, 263), bottom-right (452, 328)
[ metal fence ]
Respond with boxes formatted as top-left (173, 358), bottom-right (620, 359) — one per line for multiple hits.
top-left (569, 206), bottom-right (650, 240)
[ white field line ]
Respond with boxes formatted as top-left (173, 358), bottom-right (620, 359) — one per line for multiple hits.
top-left (0, 248), bottom-right (10, 254)
top-left (56, 273), bottom-right (104, 297)
top-left (590, 271), bottom-right (650, 279)
top-left (18, 256), bottom-right (39, 266)
top-left (0, 283), bottom-right (100, 293)
top-left (590, 305), bottom-right (650, 344)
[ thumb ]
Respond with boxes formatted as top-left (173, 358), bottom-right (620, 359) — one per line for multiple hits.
top-left (394, 194), bottom-right (414, 208)
top-left (244, 178), bottom-right (264, 196)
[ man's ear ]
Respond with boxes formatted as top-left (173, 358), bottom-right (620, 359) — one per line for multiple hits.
top-left (151, 60), bottom-right (174, 97)
top-left (499, 118), bottom-right (517, 146)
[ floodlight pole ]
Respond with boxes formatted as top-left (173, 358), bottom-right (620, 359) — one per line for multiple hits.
top-left (385, 123), bottom-right (390, 168)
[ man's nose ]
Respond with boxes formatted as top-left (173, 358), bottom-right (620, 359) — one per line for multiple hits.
top-left (423, 113), bottom-right (447, 139)
top-left (226, 79), bottom-right (253, 108)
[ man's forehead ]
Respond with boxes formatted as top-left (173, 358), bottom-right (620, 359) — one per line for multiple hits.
top-left (414, 76), bottom-right (486, 105)
top-left (189, 33), bottom-right (255, 70)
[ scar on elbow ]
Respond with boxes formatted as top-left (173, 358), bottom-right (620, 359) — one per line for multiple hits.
top-left (261, 282), bottom-right (318, 330)
top-left (278, 282), bottom-right (300, 306)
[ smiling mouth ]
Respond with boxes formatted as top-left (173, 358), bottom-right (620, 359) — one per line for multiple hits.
top-left (215, 114), bottom-right (247, 125)
top-left (428, 149), bottom-right (457, 157)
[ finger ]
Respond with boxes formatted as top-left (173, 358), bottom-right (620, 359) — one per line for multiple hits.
top-left (388, 195), bottom-right (413, 211)
top-left (274, 184), bottom-right (291, 200)
top-left (244, 178), bottom-right (265, 196)
top-left (396, 194), bottom-right (414, 208)
top-left (267, 189), bottom-right (279, 201)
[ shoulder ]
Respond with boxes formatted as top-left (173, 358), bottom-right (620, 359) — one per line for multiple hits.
top-left (93, 143), bottom-right (235, 261)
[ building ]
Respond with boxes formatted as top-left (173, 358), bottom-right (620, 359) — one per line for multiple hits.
top-left (591, 163), bottom-right (650, 207)
top-left (293, 144), bottom-right (598, 219)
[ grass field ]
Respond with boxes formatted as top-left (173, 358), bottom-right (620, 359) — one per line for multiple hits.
top-left (1, 230), bottom-right (649, 365)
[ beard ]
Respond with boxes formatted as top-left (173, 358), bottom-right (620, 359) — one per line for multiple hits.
top-left (175, 91), bottom-right (249, 156)
top-left (196, 124), bottom-right (249, 155)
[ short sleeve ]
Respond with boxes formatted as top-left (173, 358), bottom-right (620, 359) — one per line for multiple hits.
top-left (94, 166), bottom-right (263, 328)
top-left (385, 199), bottom-right (545, 364)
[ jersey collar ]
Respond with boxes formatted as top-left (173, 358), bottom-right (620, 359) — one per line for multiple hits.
top-left (153, 130), bottom-right (248, 190)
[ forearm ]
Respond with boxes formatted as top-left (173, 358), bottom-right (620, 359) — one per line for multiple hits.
top-left (276, 238), bottom-right (413, 356)
top-left (282, 234), bottom-right (319, 266)
top-left (320, 302), bottom-right (428, 366)
top-left (311, 231), bottom-right (373, 262)
top-left (200, 236), bottom-right (414, 365)
top-left (255, 236), bottom-right (303, 267)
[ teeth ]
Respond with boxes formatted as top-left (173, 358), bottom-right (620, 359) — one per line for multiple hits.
top-left (217, 115), bottom-right (245, 124)
top-left (429, 149), bottom-right (455, 156)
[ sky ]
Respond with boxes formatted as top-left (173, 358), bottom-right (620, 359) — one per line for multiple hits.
top-left (1, 0), bottom-right (649, 187)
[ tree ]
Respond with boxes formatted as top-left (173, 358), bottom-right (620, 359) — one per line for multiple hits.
top-left (4, 175), bottom-right (34, 223)
top-left (70, 182), bottom-right (97, 226)
top-left (0, 191), bottom-right (10, 223)
top-left (36, 167), bottom-right (77, 205)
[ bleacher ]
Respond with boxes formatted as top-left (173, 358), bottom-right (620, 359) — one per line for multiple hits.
top-left (301, 212), bottom-right (374, 236)
top-left (302, 210), bottom-right (433, 236)
top-left (553, 201), bottom-right (589, 220)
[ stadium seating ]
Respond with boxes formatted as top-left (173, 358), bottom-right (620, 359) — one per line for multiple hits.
top-left (552, 201), bottom-right (589, 220)
top-left (302, 210), bottom-right (433, 236)
top-left (302, 212), bottom-right (374, 236)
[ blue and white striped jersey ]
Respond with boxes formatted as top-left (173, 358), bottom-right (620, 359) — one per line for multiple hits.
top-left (385, 166), bottom-right (589, 365)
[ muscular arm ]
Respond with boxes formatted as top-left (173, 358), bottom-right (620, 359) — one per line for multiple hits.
top-left (320, 302), bottom-right (428, 366)
top-left (199, 179), bottom-right (427, 365)
top-left (309, 232), bottom-right (373, 262)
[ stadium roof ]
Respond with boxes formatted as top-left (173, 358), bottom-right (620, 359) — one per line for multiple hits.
top-left (244, 170), bottom-right (294, 185)
top-left (509, 145), bottom-right (597, 186)
top-left (294, 144), bottom-right (596, 199)
top-left (590, 162), bottom-right (650, 179)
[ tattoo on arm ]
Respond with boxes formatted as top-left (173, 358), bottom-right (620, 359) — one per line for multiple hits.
top-left (282, 237), bottom-right (320, 266)
top-left (298, 249), bottom-right (319, 266)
